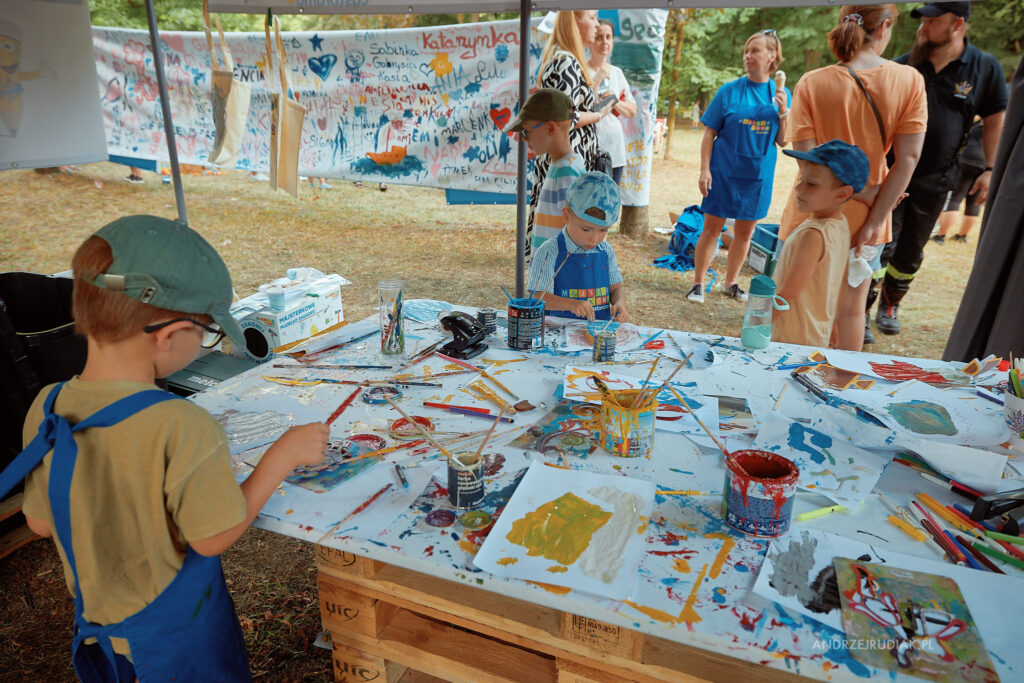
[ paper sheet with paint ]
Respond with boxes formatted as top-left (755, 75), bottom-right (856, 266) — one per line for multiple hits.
top-left (548, 320), bottom-right (646, 353)
top-left (561, 365), bottom-right (646, 402)
top-left (816, 349), bottom-right (974, 387)
top-left (848, 380), bottom-right (1007, 447)
top-left (664, 333), bottom-right (717, 369)
top-left (474, 461), bottom-right (655, 600)
top-left (751, 413), bottom-right (888, 508)
top-left (834, 558), bottom-right (999, 683)
top-left (509, 400), bottom-right (601, 460)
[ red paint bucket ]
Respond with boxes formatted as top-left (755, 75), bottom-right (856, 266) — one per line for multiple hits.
top-left (722, 449), bottom-right (799, 537)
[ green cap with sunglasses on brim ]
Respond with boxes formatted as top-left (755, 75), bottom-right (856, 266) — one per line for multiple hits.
top-left (503, 88), bottom-right (575, 134)
top-left (90, 215), bottom-right (245, 346)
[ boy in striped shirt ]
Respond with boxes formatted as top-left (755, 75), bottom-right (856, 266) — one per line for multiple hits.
top-left (505, 88), bottom-right (585, 260)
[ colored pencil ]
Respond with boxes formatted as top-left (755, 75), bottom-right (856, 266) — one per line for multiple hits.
top-left (324, 386), bottom-right (362, 426)
top-left (919, 472), bottom-right (983, 500)
top-left (956, 534), bottom-right (1003, 573)
top-left (920, 516), bottom-right (966, 564)
top-left (443, 406), bottom-right (515, 423)
top-left (317, 483), bottom-right (393, 543)
top-left (424, 401), bottom-right (491, 414)
top-left (945, 532), bottom-right (985, 570)
top-left (797, 504), bottom-right (846, 522)
top-left (985, 529), bottom-right (1024, 545)
top-left (905, 503), bottom-right (956, 559)
top-left (273, 363), bottom-right (392, 370)
top-left (972, 541), bottom-right (1024, 572)
top-left (975, 389), bottom-right (1004, 406)
top-left (887, 515), bottom-right (927, 542)
top-left (917, 492), bottom-right (978, 535)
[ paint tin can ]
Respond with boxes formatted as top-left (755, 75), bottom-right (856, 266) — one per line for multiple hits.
top-left (599, 389), bottom-right (657, 458)
top-left (447, 451), bottom-right (485, 509)
top-left (507, 297), bottom-right (544, 350)
top-left (477, 307), bottom-right (498, 335)
top-left (722, 449), bottom-right (799, 537)
top-left (592, 329), bottom-right (616, 363)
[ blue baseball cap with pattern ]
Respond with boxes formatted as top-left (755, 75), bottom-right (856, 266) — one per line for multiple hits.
top-left (566, 171), bottom-right (622, 228)
top-left (783, 139), bottom-right (869, 193)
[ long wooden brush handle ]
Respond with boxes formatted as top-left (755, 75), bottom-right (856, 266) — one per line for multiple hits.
top-left (666, 384), bottom-right (730, 457)
top-left (638, 353), bottom-right (693, 407)
top-left (631, 357), bottom-right (662, 408)
top-left (384, 396), bottom-right (452, 461)
top-left (474, 406), bottom-right (508, 459)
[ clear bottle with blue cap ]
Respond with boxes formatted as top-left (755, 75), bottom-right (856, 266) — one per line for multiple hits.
top-left (740, 275), bottom-right (789, 349)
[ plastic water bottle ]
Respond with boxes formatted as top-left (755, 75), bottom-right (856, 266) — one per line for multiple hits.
top-left (740, 275), bottom-right (789, 349)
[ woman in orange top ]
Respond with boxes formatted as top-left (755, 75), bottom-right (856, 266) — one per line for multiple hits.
top-left (779, 5), bottom-right (926, 350)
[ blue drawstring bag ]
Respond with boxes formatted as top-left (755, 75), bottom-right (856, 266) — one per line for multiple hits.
top-left (652, 205), bottom-right (723, 287)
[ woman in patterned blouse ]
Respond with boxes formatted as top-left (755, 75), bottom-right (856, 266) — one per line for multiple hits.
top-left (528, 10), bottom-right (615, 255)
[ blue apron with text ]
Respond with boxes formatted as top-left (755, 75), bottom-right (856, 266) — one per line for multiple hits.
top-left (548, 232), bottom-right (612, 321)
top-left (0, 383), bottom-right (251, 682)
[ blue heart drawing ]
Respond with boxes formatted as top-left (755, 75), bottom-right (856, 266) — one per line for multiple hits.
top-left (308, 54), bottom-right (337, 81)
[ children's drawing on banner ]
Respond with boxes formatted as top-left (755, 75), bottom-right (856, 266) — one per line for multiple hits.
top-left (91, 11), bottom-right (667, 203)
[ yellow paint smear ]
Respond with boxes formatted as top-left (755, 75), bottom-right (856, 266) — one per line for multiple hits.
top-left (707, 534), bottom-right (736, 580)
top-left (546, 565), bottom-right (568, 573)
top-left (526, 580), bottom-right (572, 595)
top-left (636, 515), bottom-right (650, 534)
top-left (624, 563), bottom-right (708, 625)
top-left (458, 540), bottom-right (479, 555)
top-left (496, 557), bottom-right (518, 566)
top-left (672, 557), bottom-right (690, 574)
top-left (505, 492), bottom-right (611, 565)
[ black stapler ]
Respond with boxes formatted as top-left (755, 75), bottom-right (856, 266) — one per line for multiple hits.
top-left (439, 312), bottom-right (488, 360)
top-left (969, 487), bottom-right (1024, 535)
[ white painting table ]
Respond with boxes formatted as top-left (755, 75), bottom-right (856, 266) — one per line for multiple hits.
top-left (191, 304), bottom-right (1023, 682)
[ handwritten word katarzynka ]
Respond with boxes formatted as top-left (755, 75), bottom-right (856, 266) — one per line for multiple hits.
top-left (420, 25), bottom-right (520, 60)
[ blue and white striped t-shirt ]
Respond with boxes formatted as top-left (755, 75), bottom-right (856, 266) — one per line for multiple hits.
top-left (530, 152), bottom-right (585, 253)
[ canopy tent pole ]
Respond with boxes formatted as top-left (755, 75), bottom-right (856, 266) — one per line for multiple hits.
top-left (144, 0), bottom-right (188, 223)
top-left (515, 0), bottom-right (531, 297)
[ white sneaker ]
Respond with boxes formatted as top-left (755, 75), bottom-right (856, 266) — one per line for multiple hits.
top-left (686, 284), bottom-right (704, 303)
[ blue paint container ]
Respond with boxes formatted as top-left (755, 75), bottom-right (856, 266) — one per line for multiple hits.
top-left (722, 449), bottom-right (799, 537)
top-left (507, 297), bottom-right (544, 350)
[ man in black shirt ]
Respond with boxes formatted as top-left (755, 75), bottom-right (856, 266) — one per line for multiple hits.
top-left (868, 2), bottom-right (1007, 337)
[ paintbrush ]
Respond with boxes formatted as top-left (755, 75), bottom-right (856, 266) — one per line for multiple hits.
top-left (324, 386), bottom-right (362, 426)
top-left (500, 285), bottom-right (514, 302)
top-left (383, 396), bottom-right (453, 462)
top-left (398, 340), bottom-right (442, 371)
top-left (636, 353), bottom-right (693, 408)
top-left (273, 363), bottom-right (392, 370)
top-left (317, 482), bottom-right (393, 544)
top-left (529, 251), bottom-right (572, 301)
top-left (631, 357), bottom-right (662, 408)
top-left (474, 406), bottom-right (508, 459)
top-left (435, 352), bottom-right (535, 412)
top-left (599, 312), bottom-right (619, 334)
top-left (344, 428), bottom-right (491, 464)
top-left (666, 383), bottom-right (741, 471)
top-left (590, 375), bottom-right (621, 407)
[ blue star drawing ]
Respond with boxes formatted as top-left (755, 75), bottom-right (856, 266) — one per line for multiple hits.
top-left (310, 34), bottom-right (323, 52)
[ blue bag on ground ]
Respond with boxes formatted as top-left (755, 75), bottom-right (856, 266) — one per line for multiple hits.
top-left (652, 205), bottom-right (706, 273)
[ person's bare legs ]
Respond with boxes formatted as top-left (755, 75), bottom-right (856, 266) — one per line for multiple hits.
top-left (935, 210), bottom-right (958, 237)
top-left (836, 279), bottom-right (870, 351)
top-left (724, 219), bottom-right (757, 288)
top-left (691, 214), bottom-right (727, 287)
top-left (957, 214), bottom-right (979, 238)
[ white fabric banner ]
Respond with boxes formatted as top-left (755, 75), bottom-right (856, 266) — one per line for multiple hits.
top-left (93, 12), bottom-right (665, 203)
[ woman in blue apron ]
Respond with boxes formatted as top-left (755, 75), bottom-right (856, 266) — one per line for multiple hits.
top-left (685, 30), bottom-right (791, 305)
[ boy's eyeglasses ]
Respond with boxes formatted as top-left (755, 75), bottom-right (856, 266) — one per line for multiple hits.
top-left (517, 122), bottom-right (545, 141)
top-left (143, 318), bottom-right (225, 348)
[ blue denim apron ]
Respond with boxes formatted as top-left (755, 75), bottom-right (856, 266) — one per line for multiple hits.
top-left (0, 383), bottom-right (251, 682)
top-left (548, 232), bottom-right (612, 321)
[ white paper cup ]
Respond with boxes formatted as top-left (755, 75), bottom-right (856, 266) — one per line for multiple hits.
top-left (1004, 388), bottom-right (1024, 453)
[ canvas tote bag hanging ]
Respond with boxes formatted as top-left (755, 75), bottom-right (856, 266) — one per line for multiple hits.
top-left (203, 0), bottom-right (250, 166)
top-left (265, 15), bottom-right (305, 197)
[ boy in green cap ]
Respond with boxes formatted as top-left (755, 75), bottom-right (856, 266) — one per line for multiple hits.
top-left (505, 88), bottom-right (586, 260)
top-left (1, 215), bottom-right (328, 680)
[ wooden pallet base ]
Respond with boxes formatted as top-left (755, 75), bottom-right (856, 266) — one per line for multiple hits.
top-left (316, 547), bottom-right (803, 683)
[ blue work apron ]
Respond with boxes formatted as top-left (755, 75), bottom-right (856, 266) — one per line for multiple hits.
top-left (548, 232), bottom-right (612, 321)
top-left (0, 383), bottom-right (251, 682)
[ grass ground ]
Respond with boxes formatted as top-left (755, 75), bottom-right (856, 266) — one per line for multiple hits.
top-left (0, 126), bottom-right (979, 680)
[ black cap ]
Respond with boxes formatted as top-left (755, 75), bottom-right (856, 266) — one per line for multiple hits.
top-left (911, 2), bottom-right (971, 20)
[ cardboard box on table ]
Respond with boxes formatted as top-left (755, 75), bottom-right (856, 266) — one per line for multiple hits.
top-left (228, 275), bottom-right (346, 363)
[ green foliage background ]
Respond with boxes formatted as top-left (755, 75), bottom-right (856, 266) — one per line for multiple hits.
top-left (88, 1), bottom-right (1023, 116)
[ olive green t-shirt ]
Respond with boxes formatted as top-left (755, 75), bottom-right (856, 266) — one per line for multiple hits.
top-left (22, 378), bottom-right (247, 647)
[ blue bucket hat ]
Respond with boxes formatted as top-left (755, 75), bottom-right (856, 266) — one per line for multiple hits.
top-left (783, 139), bottom-right (869, 193)
top-left (566, 171), bottom-right (622, 228)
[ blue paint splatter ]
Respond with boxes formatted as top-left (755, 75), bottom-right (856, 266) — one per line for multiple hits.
top-left (669, 468), bottom-right (694, 475)
top-left (447, 135), bottom-right (460, 145)
top-left (787, 422), bottom-right (833, 465)
top-left (351, 155), bottom-right (425, 178)
top-left (495, 44), bottom-right (509, 62)
top-left (712, 587), bottom-right (726, 604)
top-left (403, 109), bottom-right (414, 119)
top-left (353, 106), bottom-right (366, 118)
top-left (733, 563), bottom-right (749, 572)
top-left (466, 82), bottom-right (482, 94)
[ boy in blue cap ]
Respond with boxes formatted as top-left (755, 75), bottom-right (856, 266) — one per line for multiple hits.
top-left (773, 140), bottom-right (869, 347)
top-left (0, 215), bottom-right (328, 680)
top-left (527, 171), bottom-right (632, 322)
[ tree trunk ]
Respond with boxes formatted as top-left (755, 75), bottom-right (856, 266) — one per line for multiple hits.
top-left (620, 205), bottom-right (649, 240)
top-left (663, 11), bottom-right (687, 161)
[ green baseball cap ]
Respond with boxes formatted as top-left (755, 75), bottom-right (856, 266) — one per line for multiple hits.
top-left (503, 88), bottom-right (575, 134)
top-left (91, 215), bottom-right (244, 346)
